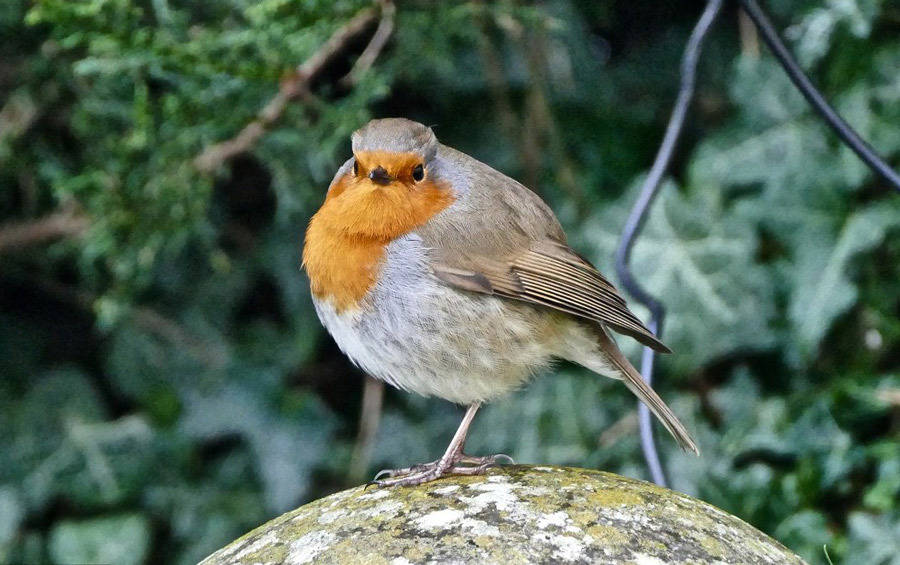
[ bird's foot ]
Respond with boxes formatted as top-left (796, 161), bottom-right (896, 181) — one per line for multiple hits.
top-left (368, 453), bottom-right (514, 488)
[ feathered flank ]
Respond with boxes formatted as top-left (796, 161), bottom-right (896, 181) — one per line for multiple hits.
top-left (433, 240), bottom-right (670, 353)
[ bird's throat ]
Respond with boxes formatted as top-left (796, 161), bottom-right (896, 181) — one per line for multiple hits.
top-left (302, 226), bottom-right (386, 312)
top-left (302, 173), bottom-right (454, 311)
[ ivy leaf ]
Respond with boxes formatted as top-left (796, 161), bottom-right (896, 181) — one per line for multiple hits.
top-left (0, 369), bottom-right (160, 512)
top-left (469, 371), bottom-right (630, 467)
top-left (143, 448), bottom-right (267, 565)
top-left (774, 510), bottom-right (833, 565)
top-left (48, 514), bottom-right (150, 565)
top-left (0, 486), bottom-right (23, 562)
top-left (864, 440), bottom-right (900, 512)
top-left (581, 181), bottom-right (777, 373)
top-left (847, 512), bottom-right (900, 565)
top-left (788, 201), bottom-right (900, 359)
top-left (792, 0), bottom-right (880, 67)
top-left (179, 377), bottom-right (336, 513)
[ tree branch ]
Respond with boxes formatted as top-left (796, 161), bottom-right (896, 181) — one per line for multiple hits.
top-left (877, 388), bottom-right (900, 407)
top-left (340, 0), bottom-right (395, 88)
top-left (0, 208), bottom-right (88, 255)
top-left (194, 4), bottom-right (392, 173)
top-left (347, 376), bottom-right (385, 484)
top-left (19, 272), bottom-right (229, 368)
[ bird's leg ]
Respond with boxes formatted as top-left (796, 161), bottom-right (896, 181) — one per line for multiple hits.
top-left (370, 403), bottom-right (514, 487)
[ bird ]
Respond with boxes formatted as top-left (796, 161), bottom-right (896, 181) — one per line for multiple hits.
top-left (302, 118), bottom-right (699, 487)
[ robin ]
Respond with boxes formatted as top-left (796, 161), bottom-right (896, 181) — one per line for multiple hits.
top-left (302, 118), bottom-right (699, 487)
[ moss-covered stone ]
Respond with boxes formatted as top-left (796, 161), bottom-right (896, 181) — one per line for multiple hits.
top-left (200, 465), bottom-right (806, 564)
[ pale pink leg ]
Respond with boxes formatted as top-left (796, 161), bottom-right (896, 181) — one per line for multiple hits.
top-left (370, 403), bottom-right (514, 487)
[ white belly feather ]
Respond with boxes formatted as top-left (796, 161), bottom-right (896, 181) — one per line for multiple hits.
top-left (312, 234), bottom-right (572, 405)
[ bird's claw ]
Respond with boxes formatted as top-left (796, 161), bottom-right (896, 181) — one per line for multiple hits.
top-left (371, 462), bottom-right (431, 482)
top-left (459, 453), bottom-right (515, 466)
top-left (366, 452), bottom-right (515, 488)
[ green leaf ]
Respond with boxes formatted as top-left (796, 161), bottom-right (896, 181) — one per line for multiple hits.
top-left (864, 440), bottom-right (900, 512)
top-left (0, 368), bottom-right (164, 512)
top-left (846, 512), bottom-right (900, 565)
top-left (179, 377), bottom-right (336, 513)
top-left (0, 486), bottom-right (24, 563)
top-left (143, 448), bottom-right (267, 565)
top-left (48, 513), bottom-right (150, 565)
top-left (793, 0), bottom-right (880, 67)
top-left (789, 201), bottom-right (900, 359)
top-left (775, 510), bottom-right (836, 565)
top-left (469, 370), bottom-right (635, 467)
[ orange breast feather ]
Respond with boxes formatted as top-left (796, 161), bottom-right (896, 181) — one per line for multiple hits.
top-left (303, 164), bottom-right (454, 312)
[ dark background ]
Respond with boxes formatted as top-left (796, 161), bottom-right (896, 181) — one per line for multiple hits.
top-left (1, 1), bottom-right (898, 563)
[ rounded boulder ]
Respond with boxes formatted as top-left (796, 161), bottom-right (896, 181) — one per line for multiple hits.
top-left (200, 465), bottom-right (806, 564)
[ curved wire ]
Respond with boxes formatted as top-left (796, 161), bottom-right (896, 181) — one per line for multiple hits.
top-left (614, 0), bottom-right (723, 487)
top-left (739, 0), bottom-right (900, 193)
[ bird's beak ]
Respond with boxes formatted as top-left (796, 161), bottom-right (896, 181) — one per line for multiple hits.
top-left (368, 166), bottom-right (392, 185)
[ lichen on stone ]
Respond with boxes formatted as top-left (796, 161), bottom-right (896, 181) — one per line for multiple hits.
top-left (200, 465), bottom-right (807, 565)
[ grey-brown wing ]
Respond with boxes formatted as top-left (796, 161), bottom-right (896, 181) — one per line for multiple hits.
top-left (432, 239), bottom-right (671, 353)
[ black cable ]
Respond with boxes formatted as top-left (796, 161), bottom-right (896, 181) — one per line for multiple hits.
top-left (739, 0), bottom-right (900, 193)
top-left (614, 0), bottom-right (723, 488)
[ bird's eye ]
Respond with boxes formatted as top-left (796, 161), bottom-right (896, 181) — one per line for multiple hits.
top-left (353, 159), bottom-right (359, 176)
top-left (412, 164), bottom-right (425, 182)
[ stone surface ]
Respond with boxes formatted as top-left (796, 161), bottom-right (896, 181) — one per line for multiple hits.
top-left (200, 465), bottom-right (806, 565)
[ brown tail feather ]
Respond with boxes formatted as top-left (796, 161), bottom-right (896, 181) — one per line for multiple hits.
top-left (596, 330), bottom-right (700, 455)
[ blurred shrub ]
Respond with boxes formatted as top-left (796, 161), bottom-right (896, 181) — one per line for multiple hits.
top-left (1, 1), bottom-right (897, 564)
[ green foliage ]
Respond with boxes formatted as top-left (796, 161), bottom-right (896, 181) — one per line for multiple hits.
top-left (1, 1), bottom-right (898, 564)
top-left (847, 511), bottom-right (900, 565)
top-left (0, 486), bottom-right (24, 562)
top-left (788, 202), bottom-right (900, 358)
top-left (49, 514), bottom-right (150, 565)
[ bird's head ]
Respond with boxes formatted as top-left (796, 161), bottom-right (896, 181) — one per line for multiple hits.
top-left (310, 118), bottom-right (454, 241)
